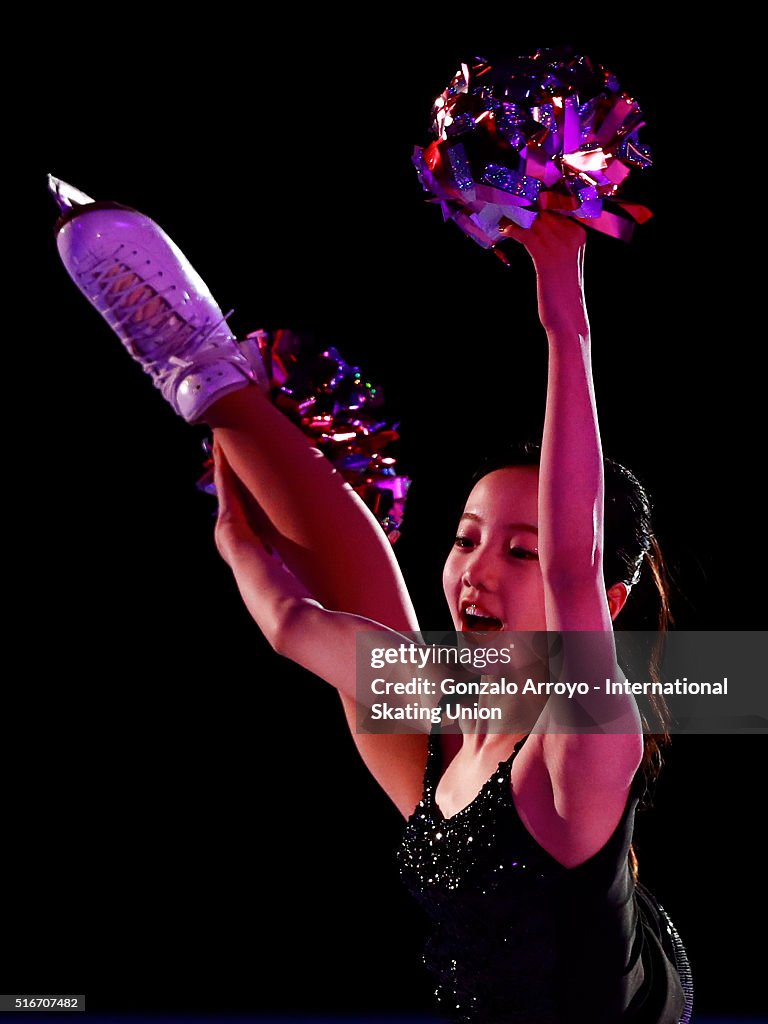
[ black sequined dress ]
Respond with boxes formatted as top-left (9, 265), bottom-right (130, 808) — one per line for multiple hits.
top-left (397, 731), bottom-right (692, 1024)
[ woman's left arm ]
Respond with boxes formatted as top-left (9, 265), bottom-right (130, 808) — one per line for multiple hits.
top-left (504, 217), bottom-right (643, 843)
top-left (530, 219), bottom-right (616, 627)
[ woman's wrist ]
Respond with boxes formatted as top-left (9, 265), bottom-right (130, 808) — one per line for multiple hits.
top-left (214, 519), bottom-right (255, 564)
top-left (535, 268), bottom-right (588, 339)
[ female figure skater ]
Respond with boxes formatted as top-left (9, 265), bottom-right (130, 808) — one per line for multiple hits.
top-left (50, 173), bottom-right (691, 1022)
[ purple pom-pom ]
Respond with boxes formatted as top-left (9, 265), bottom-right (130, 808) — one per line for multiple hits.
top-left (414, 48), bottom-right (653, 247)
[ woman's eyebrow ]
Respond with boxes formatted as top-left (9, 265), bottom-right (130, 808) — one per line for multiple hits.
top-left (459, 512), bottom-right (538, 534)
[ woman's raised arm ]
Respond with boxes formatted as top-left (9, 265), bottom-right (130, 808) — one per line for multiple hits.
top-left (501, 216), bottom-right (644, 860)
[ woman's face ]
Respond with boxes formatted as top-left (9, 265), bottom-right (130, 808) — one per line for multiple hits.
top-left (443, 466), bottom-right (547, 633)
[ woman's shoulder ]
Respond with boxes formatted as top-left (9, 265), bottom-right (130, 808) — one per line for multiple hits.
top-left (510, 733), bottom-right (641, 872)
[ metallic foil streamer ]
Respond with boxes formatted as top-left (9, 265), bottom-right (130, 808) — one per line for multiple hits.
top-left (482, 164), bottom-right (542, 202)
top-left (197, 329), bottom-right (410, 544)
top-left (414, 47), bottom-right (652, 247)
top-left (447, 143), bottom-right (475, 194)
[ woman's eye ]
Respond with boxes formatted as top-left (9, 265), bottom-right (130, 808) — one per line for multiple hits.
top-left (509, 546), bottom-right (538, 560)
top-left (454, 536), bottom-right (473, 549)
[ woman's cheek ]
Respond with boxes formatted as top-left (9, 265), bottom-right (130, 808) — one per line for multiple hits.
top-left (442, 555), bottom-right (458, 601)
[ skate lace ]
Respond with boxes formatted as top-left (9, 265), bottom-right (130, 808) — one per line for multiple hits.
top-left (75, 243), bottom-right (238, 393)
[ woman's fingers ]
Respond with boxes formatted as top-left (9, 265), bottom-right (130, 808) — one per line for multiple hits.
top-left (212, 439), bottom-right (279, 561)
top-left (501, 212), bottom-right (587, 254)
top-left (499, 213), bottom-right (587, 281)
top-left (499, 221), bottom-right (529, 246)
top-left (213, 439), bottom-right (250, 527)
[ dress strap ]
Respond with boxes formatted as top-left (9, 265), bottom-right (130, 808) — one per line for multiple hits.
top-left (494, 734), bottom-right (530, 777)
top-left (424, 729), bottom-right (442, 789)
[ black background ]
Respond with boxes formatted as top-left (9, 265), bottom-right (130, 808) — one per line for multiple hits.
top-left (8, 18), bottom-right (765, 1021)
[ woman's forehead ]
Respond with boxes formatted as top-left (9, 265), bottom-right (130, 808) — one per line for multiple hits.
top-left (464, 466), bottom-right (539, 518)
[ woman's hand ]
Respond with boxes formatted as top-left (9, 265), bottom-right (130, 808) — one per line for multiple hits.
top-left (212, 438), bottom-right (264, 564)
top-left (213, 441), bottom-right (304, 598)
top-left (212, 439), bottom-right (317, 647)
top-left (500, 213), bottom-right (588, 336)
top-left (500, 212), bottom-right (586, 270)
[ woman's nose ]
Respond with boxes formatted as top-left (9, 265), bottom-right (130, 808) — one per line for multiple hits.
top-left (462, 550), bottom-right (497, 591)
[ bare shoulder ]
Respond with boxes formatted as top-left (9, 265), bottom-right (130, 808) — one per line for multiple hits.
top-left (338, 693), bottom-right (429, 819)
top-left (511, 732), bottom-right (643, 868)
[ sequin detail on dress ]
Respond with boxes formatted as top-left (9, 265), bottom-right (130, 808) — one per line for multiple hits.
top-left (397, 733), bottom-right (560, 1023)
top-left (396, 731), bottom-right (689, 1024)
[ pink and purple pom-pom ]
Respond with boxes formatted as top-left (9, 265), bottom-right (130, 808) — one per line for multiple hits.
top-left (413, 48), bottom-right (653, 251)
top-left (198, 329), bottom-right (410, 544)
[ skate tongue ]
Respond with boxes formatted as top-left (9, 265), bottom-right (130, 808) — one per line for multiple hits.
top-left (47, 174), bottom-right (96, 215)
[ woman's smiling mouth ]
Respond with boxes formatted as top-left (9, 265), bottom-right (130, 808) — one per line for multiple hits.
top-left (460, 602), bottom-right (505, 631)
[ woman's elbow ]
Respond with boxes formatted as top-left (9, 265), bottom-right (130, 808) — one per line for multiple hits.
top-left (541, 557), bottom-right (604, 594)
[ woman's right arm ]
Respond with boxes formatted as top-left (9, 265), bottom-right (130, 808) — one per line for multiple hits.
top-left (216, 517), bottom-right (379, 699)
top-left (213, 445), bottom-right (435, 814)
top-left (208, 391), bottom-right (429, 815)
top-left (213, 442), bottom-right (380, 693)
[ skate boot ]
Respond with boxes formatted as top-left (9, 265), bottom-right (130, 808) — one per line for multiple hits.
top-left (50, 174), bottom-right (268, 423)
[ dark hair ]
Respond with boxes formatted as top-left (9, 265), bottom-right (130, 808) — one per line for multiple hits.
top-left (468, 442), bottom-right (673, 875)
